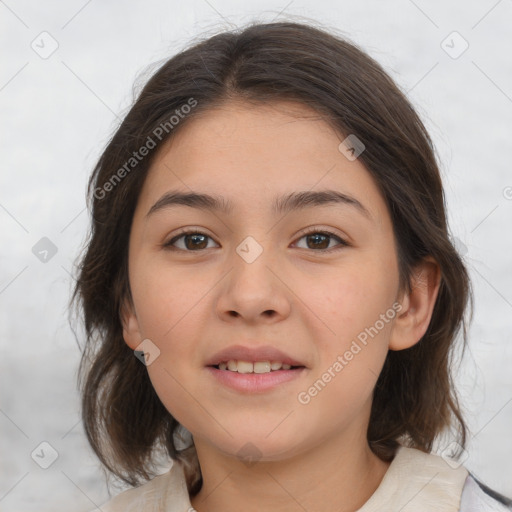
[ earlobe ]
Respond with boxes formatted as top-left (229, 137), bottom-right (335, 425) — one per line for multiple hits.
top-left (389, 257), bottom-right (441, 351)
top-left (120, 299), bottom-right (142, 350)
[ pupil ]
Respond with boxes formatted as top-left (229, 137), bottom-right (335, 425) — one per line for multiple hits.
top-left (308, 233), bottom-right (328, 249)
top-left (186, 234), bottom-right (207, 250)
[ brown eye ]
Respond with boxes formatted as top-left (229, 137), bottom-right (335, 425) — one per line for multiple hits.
top-left (294, 230), bottom-right (349, 251)
top-left (164, 231), bottom-right (218, 251)
top-left (163, 228), bottom-right (349, 253)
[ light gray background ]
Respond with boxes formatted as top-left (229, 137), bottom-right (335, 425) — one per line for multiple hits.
top-left (1, 0), bottom-right (511, 510)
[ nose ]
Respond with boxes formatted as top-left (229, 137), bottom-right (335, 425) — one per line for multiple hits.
top-left (215, 243), bottom-right (292, 324)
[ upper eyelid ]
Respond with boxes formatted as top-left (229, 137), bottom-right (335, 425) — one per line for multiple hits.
top-left (164, 227), bottom-right (348, 249)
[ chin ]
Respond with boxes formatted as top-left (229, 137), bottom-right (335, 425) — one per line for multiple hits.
top-left (210, 432), bottom-right (306, 464)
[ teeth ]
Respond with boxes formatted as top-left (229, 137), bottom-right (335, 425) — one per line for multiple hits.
top-left (255, 361), bottom-right (277, 373)
top-left (237, 361), bottom-right (254, 374)
top-left (218, 360), bottom-right (293, 373)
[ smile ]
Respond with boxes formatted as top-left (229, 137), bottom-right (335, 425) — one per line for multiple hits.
top-left (212, 360), bottom-right (304, 373)
top-left (206, 364), bottom-right (307, 393)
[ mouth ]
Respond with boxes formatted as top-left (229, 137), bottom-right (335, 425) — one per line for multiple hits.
top-left (209, 360), bottom-right (305, 373)
top-left (204, 344), bottom-right (308, 392)
top-left (205, 360), bottom-right (307, 393)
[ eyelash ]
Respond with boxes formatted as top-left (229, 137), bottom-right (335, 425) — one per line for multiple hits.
top-left (162, 228), bottom-right (350, 253)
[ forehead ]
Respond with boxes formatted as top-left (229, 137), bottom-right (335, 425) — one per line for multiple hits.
top-left (137, 100), bottom-right (388, 225)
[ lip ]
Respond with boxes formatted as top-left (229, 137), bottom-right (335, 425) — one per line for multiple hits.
top-left (205, 366), bottom-right (307, 393)
top-left (205, 344), bottom-right (307, 368)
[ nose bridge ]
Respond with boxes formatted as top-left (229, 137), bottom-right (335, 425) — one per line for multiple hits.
top-left (217, 233), bottom-right (290, 320)
top-left (232, 233), bottom-right (277, 295)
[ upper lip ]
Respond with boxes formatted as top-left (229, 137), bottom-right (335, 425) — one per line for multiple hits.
top-left (205, 344), bottom-right (307, 368)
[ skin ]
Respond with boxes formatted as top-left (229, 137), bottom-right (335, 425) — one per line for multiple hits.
top-left (122, 99), bottom-right (441, 512)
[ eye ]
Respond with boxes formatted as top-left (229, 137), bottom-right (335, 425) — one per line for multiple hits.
top-left (293, 229), bottom-right (349, 252)
top-left (163, 230), bottom-right (219, 251)
top-left (162, 228), bottom-right (349, 252)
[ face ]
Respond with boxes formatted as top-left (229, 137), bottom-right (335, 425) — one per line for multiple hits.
top-left (123, 100), bottom-right (404, 463)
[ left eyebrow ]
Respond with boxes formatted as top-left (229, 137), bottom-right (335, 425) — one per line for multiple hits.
top-left (146, 189), bottom-right (373, 221)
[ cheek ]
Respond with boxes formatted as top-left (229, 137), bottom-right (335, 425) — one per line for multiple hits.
top-left (130, 259), bottom-right (197, 339)
top-left (297, 259), bottom-right (396, 393)
top-left (133, 268), bottom-right (203, 425)
top-left (303, 262), bottom-right (395, 342)
top-left (295, 277), bottom-right (394, 428)
top-left (129, 259), bottom-right (206, 390)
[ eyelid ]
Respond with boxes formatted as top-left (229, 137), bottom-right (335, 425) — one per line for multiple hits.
top-left (295, 225), bottom-right (349, 242)
top-left (162, 227), bottom-right (219, 249)
top-left (292, 227), bottom-right (350, 251)
top-left (162, 226), bottom-right (350, 252)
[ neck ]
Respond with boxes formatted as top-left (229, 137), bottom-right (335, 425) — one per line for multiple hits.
top-left (189, 425), bottom-right (392, 512)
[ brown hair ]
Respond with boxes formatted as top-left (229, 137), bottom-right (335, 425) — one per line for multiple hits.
top-left (72, 20), bottom-right (473, 496)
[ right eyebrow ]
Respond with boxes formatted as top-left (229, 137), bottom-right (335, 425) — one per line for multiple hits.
top-left (147, 191), bottom-right (234, 216)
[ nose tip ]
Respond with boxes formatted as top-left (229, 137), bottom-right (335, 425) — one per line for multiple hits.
top-left (216, 243), bottom-right (292, 323)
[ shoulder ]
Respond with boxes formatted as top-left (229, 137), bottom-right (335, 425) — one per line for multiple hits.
top-left (89, 461), bottom-right (192, 512)
top-left (359, 445), bottom-right (509, 512)
top-left (93, 472), bottom-right (171, 512)
top-left (459, 473), bottom-right (512, 512)
top-left (395, 446), bottom-right (512, 512)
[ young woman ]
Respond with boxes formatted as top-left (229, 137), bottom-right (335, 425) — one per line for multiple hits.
top-left (74, 20), bottom-right (512, 511)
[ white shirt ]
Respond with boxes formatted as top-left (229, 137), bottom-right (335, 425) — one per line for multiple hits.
top-left (94, 445), bottom-right (512, 511)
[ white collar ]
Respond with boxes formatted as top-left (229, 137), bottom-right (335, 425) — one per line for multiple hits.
top-left (100, 444), bottom-right (469, 511)
top-left (357, 445), bottom-right (468, 512)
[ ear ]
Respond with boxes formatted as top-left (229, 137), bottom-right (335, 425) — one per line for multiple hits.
top-left (120, 299), bottom-right (142, 350)
top-left (389, 257), bottom-right (441, 351)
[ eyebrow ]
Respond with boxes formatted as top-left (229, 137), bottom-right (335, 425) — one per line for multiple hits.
top-left (146, 189), bottom-right (372, 220)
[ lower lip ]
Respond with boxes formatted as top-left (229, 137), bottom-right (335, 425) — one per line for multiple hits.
top-left (205, 366), bottom-right (307, 393)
